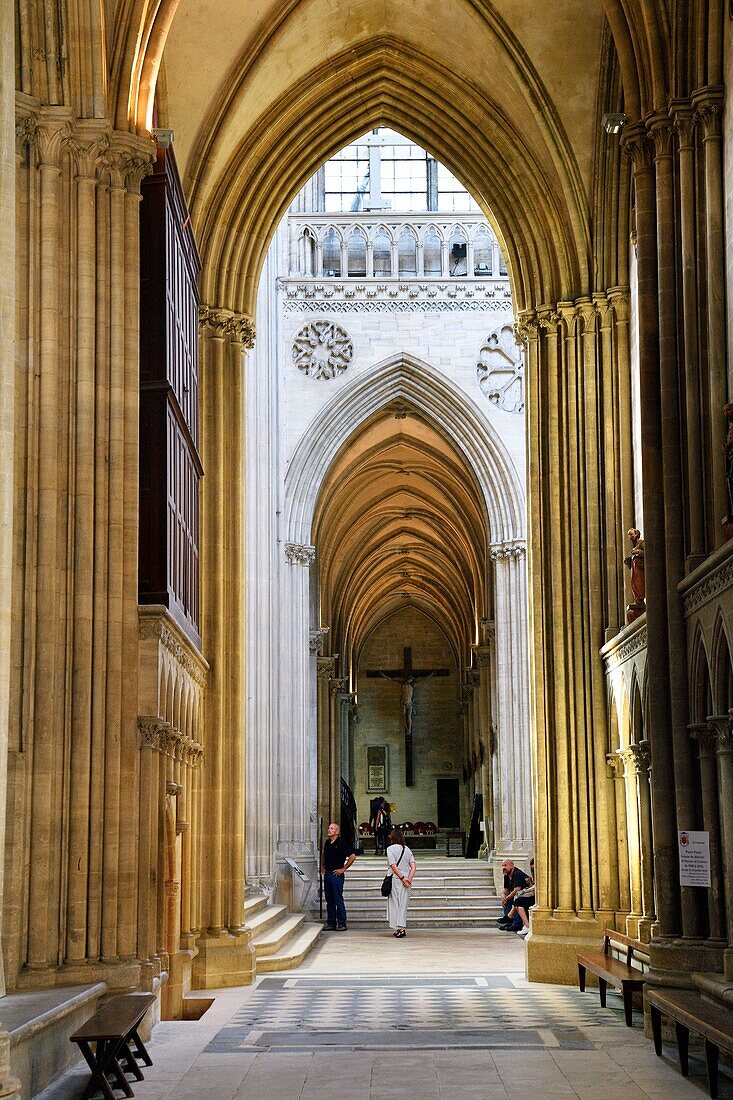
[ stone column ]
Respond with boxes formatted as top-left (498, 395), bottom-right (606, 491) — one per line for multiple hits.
top-left (622, 125), bottom-right (681, 939)
top-left (689, 724), bottom-right (725, 942)
top-left (692, 89), bottom-right (727, 546)
top-left (672, 105), bottom-right (705, 567)
top-left (650, 113), bottom-right (700, 939)
top-left (328, 678), bottom-right (346, 820)
top-left (245, 247), bottom-right (280, 884)
top-left (195, 307), bottom-right (255, 989)
top-left (316, 656), bottom-right (336, 830)
top-left (279, 543), bottom-right (317, 863)
top-left (0, 0), bottom-right (22, 1087)
top-left (489, 542), bottom-right (532, 866)
top-left (309, 630), bottom-right (328, 839)
top-left (607, 754), bottom-right (632, 922)
top-left (618, 747), bottom-right (643, 936)
top-left (471, 648), bottom-right (493, 852)
top-left (708, 714), bottom-right (733, 971)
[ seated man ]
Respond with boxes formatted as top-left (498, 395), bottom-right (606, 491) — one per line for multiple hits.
top-left (503, 857), bottom-right (535, 937)
top-left (497, 858), bottom-right (532, 932)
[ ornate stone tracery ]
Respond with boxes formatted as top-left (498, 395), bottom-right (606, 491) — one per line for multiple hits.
top-left (292, 320), bottom-right (354, 379)
top-left (476, 324), bottom-right (525, 413)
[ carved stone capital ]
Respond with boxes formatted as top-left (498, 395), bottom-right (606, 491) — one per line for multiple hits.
top-left (15, 112), bottom-right (37, 156)
top-left (284, 542), bottom-right (316, 566)
top-left (618, 741), bottom-right (650, 776)
top-left (467, 668), bottom-right (481, 687)
top-left (329, 677), bottom-right (347, 697)
top-left (512, 311), bottom-right (539, 347)
top-left (309, 627), bottom-right (329, 655)
top-left (621, 121), bottom-right (654, 172)
top-left (478, 616), bottom-right (495, 645)
top-left (35, 111), bottom-right (73, 168)
top-left (670, 102), bottom-right (695, 150)
top-left (606, 752), bottom-right (625, 778)
top-left (692, 87), bottom-right (724, 139)
top-left (575, 296), bottom-right (597, 332)
top-left (489, 539), bottom-right (526, 562)
top-left (648, 112), bottom-right (676, 159)
top-left (607, 286), bottom-right (631, 324)
top-left (138, 716), bottom-right (165, 751)
top-left (472, 645), bottom-right (492, 668)
top-left (689, 722), bottom-right (717, 758)
top-left (707, 713), bottom-right (733, 753)
top-left (317, 656), bottom-right (337, 679)
top-left (199, 305), bottom-right (256, 349)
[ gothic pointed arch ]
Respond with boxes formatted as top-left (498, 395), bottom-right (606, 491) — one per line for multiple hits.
top-left (284, 352), bottom-right (524, 549)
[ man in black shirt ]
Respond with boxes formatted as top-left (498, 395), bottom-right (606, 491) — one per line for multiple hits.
top-left (321, 822), bottom-right (356, 930)
top-left (497, 858), bottom-right (531, 931)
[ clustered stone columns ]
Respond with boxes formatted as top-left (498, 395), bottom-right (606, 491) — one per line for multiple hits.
top-left (316, 655), bottom-right (337, 828)
top-left (196, 306), bottom-right (256, 987)
top-left (278, 543), bottom-right (318, 865)
top-left (621, 88), bottom-right (728, 974)
top-left (0, 6), bottom-right (21, 1093)
top-left (695, 715), bottom-right (733, 972)
top-left (521, 291), bottom-right (634, 982)
top-left (487, 542), bottom-right (533, 871)
top-left (7, 105), bottom-right (155, 1002)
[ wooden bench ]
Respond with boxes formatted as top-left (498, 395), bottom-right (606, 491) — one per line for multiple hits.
top-left (647, 986), bottom-right (733, 1099)
top-left (577, 928), bottom-right (649, 1026)
top-left (70, 992), bottom-right (155, 1099)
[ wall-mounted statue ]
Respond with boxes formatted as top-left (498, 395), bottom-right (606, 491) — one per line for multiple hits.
top-left (624, 528), bottom-right (646, 624)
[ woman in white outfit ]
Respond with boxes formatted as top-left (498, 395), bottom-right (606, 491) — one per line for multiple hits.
top-left (386, 828), bottom-right (416, 938)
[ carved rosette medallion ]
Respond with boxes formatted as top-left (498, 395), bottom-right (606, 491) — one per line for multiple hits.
top-left (489, 540), bottom-right (526, 562)
top-left (476, 325), bottom-right (525, 413)
top-left (292, 320), bottom-right (354, 379)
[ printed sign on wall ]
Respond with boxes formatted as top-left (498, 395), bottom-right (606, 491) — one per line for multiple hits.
top-left (678, 830), bottom-right (711, 887)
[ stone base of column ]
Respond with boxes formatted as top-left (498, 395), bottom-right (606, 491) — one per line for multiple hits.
top-left (526, 909), bottom-right (614, 984)
top-left (18, 958), bottom-right (145, 992)
top-left (648, 937), bottom-right (728, 981)
top-left (192, 931), bottom-right (255, 989)
top-left (163, 947), bottom-right (198, 1019)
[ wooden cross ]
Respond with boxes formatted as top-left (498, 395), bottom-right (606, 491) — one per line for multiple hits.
top-left (366, 646), bottom-right (449, 786)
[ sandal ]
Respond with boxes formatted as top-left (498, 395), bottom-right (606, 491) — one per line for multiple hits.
top-left (396, 929), bottom-right (406, 938)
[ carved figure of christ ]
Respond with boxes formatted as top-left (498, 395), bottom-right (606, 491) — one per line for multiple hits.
top-left (366, 647), bottom-right (449, 786)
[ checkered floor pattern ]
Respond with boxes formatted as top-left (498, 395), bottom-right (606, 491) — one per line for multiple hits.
top-left (205, 975), bottom-right (634, 1053)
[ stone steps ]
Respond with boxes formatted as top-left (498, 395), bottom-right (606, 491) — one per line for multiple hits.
top-left (244, 896), bottom-right (321, 972)
top-left (316, 856), bottom-right (501, 928)
top-left (254, 924), bottom-right (322, 972)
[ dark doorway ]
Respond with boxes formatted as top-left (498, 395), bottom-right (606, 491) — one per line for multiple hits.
top-left (436, 777), bottom-right (460, 829)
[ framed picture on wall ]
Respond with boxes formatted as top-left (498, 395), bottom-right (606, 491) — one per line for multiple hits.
top-left (366, 745), bottom-right (388, 792)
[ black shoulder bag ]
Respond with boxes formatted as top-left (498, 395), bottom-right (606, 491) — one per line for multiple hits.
top-left (381, 844), bottom-right (406, 897)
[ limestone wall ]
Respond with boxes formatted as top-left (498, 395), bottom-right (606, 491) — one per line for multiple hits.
top-left (353, 607), bottom-right (465, 829)
top-left (725, 26), bottom-right (733, 395)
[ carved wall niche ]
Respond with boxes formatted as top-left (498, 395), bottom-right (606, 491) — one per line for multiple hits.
top-left (476, 324), bottom-right (525, 413)
top-left (292, 320), bottom-right (354, 379)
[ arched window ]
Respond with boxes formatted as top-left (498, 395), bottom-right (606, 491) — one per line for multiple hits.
top-left (473, 227), bottom-right (493, 276)
top-left (373, 228), bottom-right (392, 276)
top-left (449, 226), bottom-right (467, 276)
top-left (322, 227), bottom-right (341, 276)
top-left (398, 227), bottom-right (417, 277)
top-left (423, 227), bottom-right (441, 275)
top-left (347, 227), bottom-right (367, 277)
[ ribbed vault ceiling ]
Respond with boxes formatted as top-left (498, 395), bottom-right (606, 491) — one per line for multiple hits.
top-left (313, 409), bottom-right (489, 673)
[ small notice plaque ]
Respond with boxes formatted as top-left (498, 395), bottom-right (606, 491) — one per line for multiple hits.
top-left (678, 830), bottom-right (711, 887)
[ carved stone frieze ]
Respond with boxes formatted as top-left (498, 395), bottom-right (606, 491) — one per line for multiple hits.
top-left (199, 305), bottom-right (256, 349)
top-left (602, 623), bottom-right (648, 672)
top-left (681, 556), bottom-right (733, 616)
top-left (489, 540), bottom-right (526, 561)
top-left (476, 324), bottom-right (524, 413)
top-left (284, 542), bottom-right (316, 566)
top-left (292, 320), bottom-right (354, 379)
top-left (138, 612), bottom-right (207, 686)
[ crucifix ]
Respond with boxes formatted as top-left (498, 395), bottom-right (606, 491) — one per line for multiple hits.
top-left (367, 646), bottom-right (449, 786)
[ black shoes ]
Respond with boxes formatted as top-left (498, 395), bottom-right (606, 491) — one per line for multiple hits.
top-left (324, 924), bottom-right (337, 931)
top-left (335, 923), bottom-right (347, 931)
top-left (393, 929), bottom-right (406, 938)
